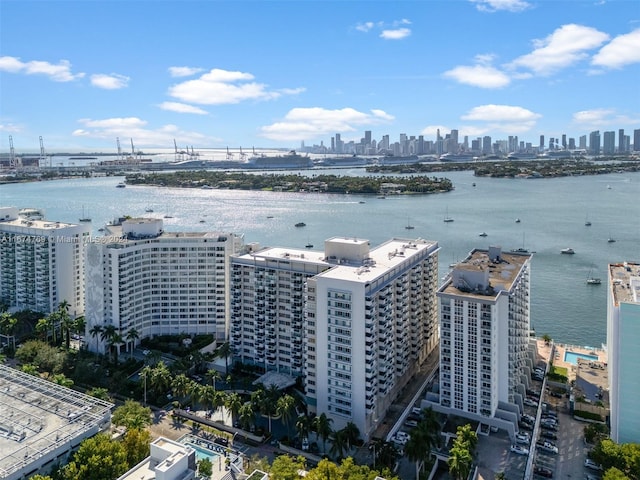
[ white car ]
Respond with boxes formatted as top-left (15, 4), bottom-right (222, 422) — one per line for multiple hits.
top-left (405, 419), bottom-right (419, 428)
top-left (539, 441), bottom-right (559, 454)
top-left (511, 444), bottom-right (529, 455)
top-left (584, 459), bottom-right (602, 471)
top-left (515, 433), bottom-right (530, 444)
top-left (524, 398), bottom-right (538, 407)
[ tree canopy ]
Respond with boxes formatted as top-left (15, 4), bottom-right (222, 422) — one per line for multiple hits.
top-left (111, 399), bottom-right (153, 430)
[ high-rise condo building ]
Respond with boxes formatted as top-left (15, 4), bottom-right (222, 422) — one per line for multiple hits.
top-left (84, 218), bottom-right (244, 354)
top-left (426, 246), bottom-right (535, 437)
top-left (230, 245), bottom-right (332, 375)
top-left (618, 129), bottom-right (625, 153)
top-left (230, 237), bottom-right (440, 440)
top-left (0, 207), bottom-right (89, 316)
top-left (607, 262), bottom-right (640, 444)
top-left (603, 131), bottom-right (615, 155)
top-left (633, 129), bottom-right (640, 151)
top-left (589, 131), bottom-right (601, 155)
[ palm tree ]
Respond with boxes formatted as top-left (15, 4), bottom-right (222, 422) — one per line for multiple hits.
top-left (140, 365), bottom-right (152, 405)
top-left (295, 414), bottom-right (311, 443)
top-left (126, 327), bottom-right (140, 358)
top-left (73, 316), bottom-right (86, 344)
top-left (371, 439), bottom-right (399, 471)
top-left (455, 424), bottom-right (478, 455)
top-left (313, 413), bottom-right (333, 454)
top-left (172, 374), bottom-right (192, 401)
top-left (51, 373), bottom-right (74, 388)
top-left (329, 429), bottom-right (348, 460)
top-left (36, 316), bottom-right (52, 343)
top-left (0, 312), bottom-right (18, 350)
top-left (238, 402), bottom-right (255, 431)
top-left (342, 421), bottom-right (360, 451)
top-left (205, 368), bottom-right (221, 391)
top-left (108, 332), bottom-right (124, 364)
top-left (149, 361), bottom-right (173, 396)
top-left (276, 394), bottom-right (296, 440)
top-left (57, 302), bottom-right (74, 349)
top-left (217, 342), bottom-right (232, 376)
top-left (225, 392), bottom-right (243, 425)
top-left (89, 324), bottom-right (103, 353)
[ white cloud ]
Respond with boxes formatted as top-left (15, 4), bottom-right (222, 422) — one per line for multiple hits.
top-left (72, 117), bottom-right (211, 147)
top-left (380, 28), bottom-right (411, 40)
top-left (168, 68), bottom-right (302, 105)
top-left (572, 108), bottom-right (640, 129)
top-left (158, 102), bottom-right (209, 115)
top-left (0, 122), bottom-right (23, 133)
top-left (591, 28), bottom-right (640, 69)
top-left (470, 0), bottom-right (531, 12)
top-left (0, 56), bottom-right (84, 82)
top-left (355, 22), bottom-right (376, 32)
top-left (443, 64), bottom-right (511, 88)
top-left (90, 73), bottom-right (130, 90)
top-left (508, 24), bottom-right (610, 76)
top-left (461, 104), bottom-right (541, 133)
top-left (259, 107), bottom-right (395, 141)
top-left (169, 66), bottom-right (204, 77)
top-left (420, 125), bottom-right (451, 138)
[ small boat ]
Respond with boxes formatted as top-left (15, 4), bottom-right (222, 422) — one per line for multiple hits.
top-left (295, 222), bottom-right (306, 227)
top-left (79, 206), bottom-right (91, 222)
top-left (443, 207), bottom-right (454, 223)
top-left (266, 216), bottom-right (274, 219)
top-left (377, 195), bottom-right (386, 199)
top-left (199, 219), bottom-right (206, 223)
top-left (472, 182), bottom-right (476, 187)
top-left (405, 217), bottom-right (415, 230)
top-left (116, 183), bottom-right (126, 188)
top-left (607, 237), bottom-right (616, 243)
top-left (305, 243), bottom-right (313, 249)
top-left (145, 208), bottom-right (154, 213)
top-left (164, 215), bottom-right (174, 219)
top-left (585, 213), bottom-right (591, 226)
top-left (479, 232), bottom-right (488, 237)
top-left (359, 201), bottom-right (366, 204)
top-left (561, 248), bottom-right (575, 254)
top-left (586, 268), bottom-right (601, 285)
top-left (607, 185), bottom-right (612, 189)
top-left (98, 227), bottom-right (105, 232)
top-left (515, 218), bottom-right (521, 223)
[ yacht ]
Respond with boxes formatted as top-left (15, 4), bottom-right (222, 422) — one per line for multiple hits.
top-left (561, 248), bottom-right (575, 255)
top-left (116, 183), bottom-right (126, 188)
top-left (295, 222), bottom-right (306, 227)
top-left (479, 232), bottom-right (488, 237)
top-left (515, 218), bottom-right (521, 223)
top-left (607, 237), bottom-right (616, 243)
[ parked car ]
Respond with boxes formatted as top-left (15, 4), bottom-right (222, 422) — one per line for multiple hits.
top-left (541, 424), bottom-right (558, 432)
top-left (538, 441), bottom-right (559, 454)
top-left (516, 433), bottom-right (530, 444)
top-left (541, 431), bottom-right (558, 440)
top-left (519, 421), bottom-right (533, 431)
top-left (510, 444), bottom-right (529, 456)
top-left (534, 466), bottom-right (554, 478)
top-left (525, 398), bottom-right (538, 407)
top-left (584, 474), bottom-right (600, 480)
top-left (302, 437), bottom-right (309, 451)
top-left (550, 391), bottom-right (563, 398)
top-left (527, 389), bottom-right (539, 397)
top-left (412, 407), bottom-right (423, 416)
top-left (522, 414), bottom-right (535, 423)
top-left (405, 419), bottom-right (419, 428)
top-left (584, 459), bottom-right (603, 471)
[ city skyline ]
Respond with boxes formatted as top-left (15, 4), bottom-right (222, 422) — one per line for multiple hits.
top-left (1, 0), bottom-right (639, 152)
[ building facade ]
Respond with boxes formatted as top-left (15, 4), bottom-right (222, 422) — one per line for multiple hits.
top-left (229, 245), bottom-right (332, 375)
top-left (84, 218), bottom-right (244, 354)
top-left (607, 262), bottom-right (640, 444)
top-left (0, 206), bottom-right (89, 316)
top-left (428, 246), bottom-right (535, 437)
top-left (307, 237), bottom-right (440, 439)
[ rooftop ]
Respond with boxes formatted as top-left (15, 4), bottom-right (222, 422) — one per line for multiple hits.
top-left (609, 262), bottom-right (640, 305)
top-left (0, 364), bottom-right (113, 480)
top-left (440, 246), bottom-right (531, 300)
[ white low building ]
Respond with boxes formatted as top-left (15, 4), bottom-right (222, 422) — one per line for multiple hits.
top-left (116, 437), bottom-right (196, 480)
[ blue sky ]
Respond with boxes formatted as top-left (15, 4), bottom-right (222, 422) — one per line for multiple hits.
top-left (1, 0), bottom-right (639, 152)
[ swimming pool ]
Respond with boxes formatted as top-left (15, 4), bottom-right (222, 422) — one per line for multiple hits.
top-left (185, 442), bottom-right (221, 463)
top-left (564, 351), bottom-right (598, 365)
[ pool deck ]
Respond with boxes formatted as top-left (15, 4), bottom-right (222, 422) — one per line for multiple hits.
top-left (552, 343), bottom-right (607, 382)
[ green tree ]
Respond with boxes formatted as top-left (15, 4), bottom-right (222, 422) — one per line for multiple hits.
top-left (602, 468), bottom-right (631, 480)
top-left (404, 407), bottom-right (441, 480)
top-left (205, 368), bottom-right (221, 391)
top-left (269, 454), bottom-right (306, 480)
top-left (112, 400), bottom-right (152, 430)
top-left (217, 342), bottom-right (232, 376)
top-left (542, 333), bottom-right (552, 345)
top-left (122, 428), bottom-right (151, 468)
top-left (89, 324), bottom-right (103, 353)
top-left (149, 360), bottom-right (173, 396)
top-left (29, 476), bottom-right (53, 480)
top-left (51, 373), bottom-right (74, 388)
top-left (329, 429), bottom-right (348, 460)
top-left (277, 394), bottom-right (297, 440)
top-left (312, 413), bottom-right (333, 455)
top-left (448, 443), bottom-right (473, 480)
top-left (61, 433), bottom-right (128, 480)
top-left (225, 392), bottom-right (243, 425)
top-left (57, 301), bottom-right (74, 349)
top-left (370, 438), bottom-right (400, 471)
top-left (86, 387), bottom-right (112, 402)
top-left (295, 414), bottom-right (311, 442)
top-left (198, 457), bottom-right (213, 478)
top-left (126, 327), bottom-right (140, 358)
top-left (172, 373), bottom-right (192, 400)
top-left (239, 401), bottom-right (256, 431)
top-left (342, 421), bottom-right (360, 451)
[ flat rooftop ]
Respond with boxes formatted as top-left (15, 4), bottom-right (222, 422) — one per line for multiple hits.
top-left (0, 364), bottom-right (113, 479)
top-left (609, 262), bottom-right (640, 305)
top-left (0, 216), bottom-right (78, 230)
top-left (317, 237), bottom-right (438, 282)
top-left (234, 246), bottom-right (331, 268)
top-left (440, 247), bottom-right (531, 300)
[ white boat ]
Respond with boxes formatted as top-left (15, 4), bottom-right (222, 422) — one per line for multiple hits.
top-left (405, 217), bottom-right (415, 230)
top-left (515, 218), bottom-right (521, 223)
top-left (585, 213), bottom-right (592, 226)
top-left (443, 207), bottom-right (454, 223)
top-left (79, 206), bottom-right (91, 222)
top-left (587, 268), bottom-right (601, 285)
top-left (561, 248), bottom-right (575, 254)
top-left (607, 234), bottom-right (616, 243)
top-left (479, 232), bottom-right (488, 237)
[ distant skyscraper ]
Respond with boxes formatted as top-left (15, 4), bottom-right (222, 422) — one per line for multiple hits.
top-left (482, 136), bottom-right (492, 155)
top-left (364, 130), bottom-right (372, 147)
top-left (607, 262), bottom-right (640, 444)
top-left (634, 129), bottom-right (640, 151)
top-left (568, 138), bottom-right (576, 150)
top-left (539, 135), bottom-right (544, 151)
top-left (589, 131), bottom-right (601, 155)
top-left (603, 131), bottom-right (615, 155)
top-left (562, 134), bottom-right (567, 149)
top-left (618, 129), bottom-right (625, 153)
top-left (579, 135), bottom-right (587, 150)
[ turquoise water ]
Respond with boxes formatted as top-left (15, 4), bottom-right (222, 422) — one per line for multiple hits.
top-left (3, 168), bottom-right (639, 346)
top-left (564, 351), bottom-right (599, 365)
top-left (184, 442), bottom-right (220, 463)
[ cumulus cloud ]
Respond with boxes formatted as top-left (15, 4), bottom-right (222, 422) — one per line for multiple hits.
top-left (469, 0), bottom-right (531, 12)
top-left (169, 66), bottom-right (205, 77)
top-left (90, 73), bottom-right (130, 90)
top-left (0, 56), bottom-right (84, 82)
top-left (354, 19), bottom-right (412, 40)
top-left (443, 64), bottom-right (511, 88)
top-left (591, 28), bottom-right (640, 69)
top-left (380, 28), bottom-right (411, 40)
top-left (461, 104), bottom-right (541, 133)
top-left (158, 102), bottom-right (209, 114)
top-left (72, 117), bottom-right (210, 147)
top-left (259, 107), bottom-right (395, 141)
top-left (168, 68), bottom-right (303, 105)
top-left (572, 108), bottom-right (640, 129)
top-left (508, 24), bottom-right (610, 76)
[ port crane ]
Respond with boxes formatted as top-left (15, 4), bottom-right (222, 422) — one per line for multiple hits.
top-left (39, 136), bottom-right (52, 167)
top-left (174, 139), bottom-right (187, 161)
top-left (117, 137), bottom-right (123, 161)
top-left (226, 147), bottom-right (234, 160)
top-left (239, 147), bottom-right (247, 161)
